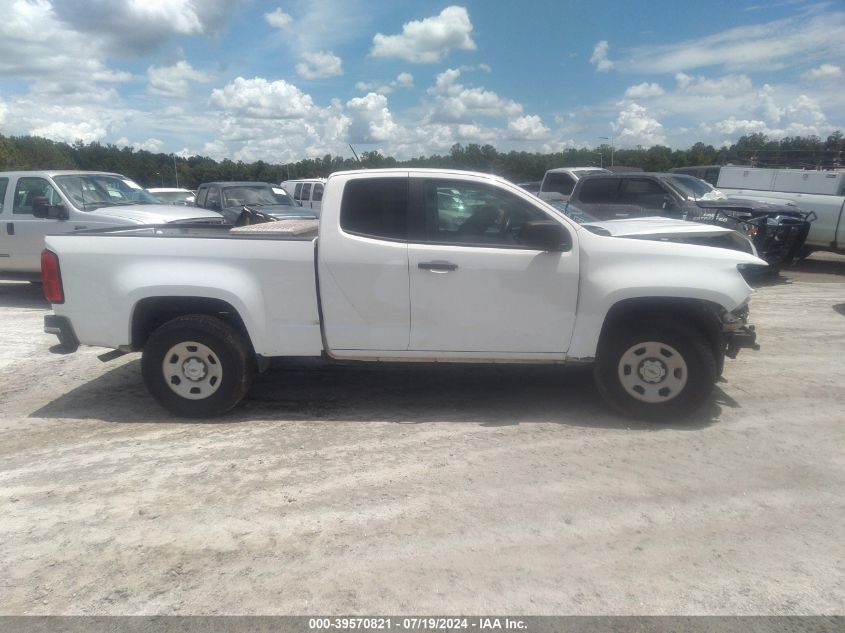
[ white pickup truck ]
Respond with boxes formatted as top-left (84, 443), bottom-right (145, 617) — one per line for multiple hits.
top-left (41, 169), bottom-right (762, 420)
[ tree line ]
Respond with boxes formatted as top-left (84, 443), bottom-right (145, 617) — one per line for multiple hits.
top-left (0, 131), bottom-right (841, 190)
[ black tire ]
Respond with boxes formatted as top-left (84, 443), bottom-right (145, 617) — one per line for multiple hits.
top-left (141, 314), bottom-right (253, 417)
top-left (594, 319), bottom-right (717, 420)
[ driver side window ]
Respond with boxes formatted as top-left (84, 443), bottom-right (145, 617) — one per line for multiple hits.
top-left (423, 180), bottom-right (550, 248)
top-left (13, 177), bottom-right (61, 215)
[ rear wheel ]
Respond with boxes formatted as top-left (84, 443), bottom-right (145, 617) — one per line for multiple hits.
top-left (142, 314), bottom-right (253, 417)
top-left (594, 320), bottom-right (717, 420)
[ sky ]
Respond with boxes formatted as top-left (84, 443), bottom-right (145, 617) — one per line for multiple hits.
top-left (0, 0), bottom-right (843, 163)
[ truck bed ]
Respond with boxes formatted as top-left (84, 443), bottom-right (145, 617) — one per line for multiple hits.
top-left (63, 219), bottom-right (319, 241)
top-left (45, 226), bottom-right (323, 357)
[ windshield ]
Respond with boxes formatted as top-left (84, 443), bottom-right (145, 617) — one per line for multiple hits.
top-left (546, 200), bottom-right (598, 224)
top-left (54, 174), bottom-right (161, 210)
top-left (150, 191), bottom-right (195, 204)
top-left (664, 174), bottom-right (719, 199)
top-left (222, 185), bottom-right (295, 207)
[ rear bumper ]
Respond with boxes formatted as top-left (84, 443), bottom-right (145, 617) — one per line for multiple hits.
top-left (44, 315), bottom-right (79, 352)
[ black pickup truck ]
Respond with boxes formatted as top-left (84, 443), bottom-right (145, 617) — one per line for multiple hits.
top-left (567, 172), bottom-right (813, 267)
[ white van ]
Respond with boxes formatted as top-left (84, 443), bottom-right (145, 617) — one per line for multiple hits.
top-left (280, 178), bottom-right (326, 214)
top-left (0, 170), bottom-right (222, 279)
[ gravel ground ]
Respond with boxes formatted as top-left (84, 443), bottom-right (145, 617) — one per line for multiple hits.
top-left (0, 255), bottom-right (843, 615)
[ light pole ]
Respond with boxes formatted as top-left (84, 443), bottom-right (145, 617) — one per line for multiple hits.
top-left (595, 152), bottom-right (603, 169)
top-left (599, 135), bottom-right (615, 167)
top-left (155, 172), bottom-right (164, 186)
top-left (173, 154), bottom-right (180, 188)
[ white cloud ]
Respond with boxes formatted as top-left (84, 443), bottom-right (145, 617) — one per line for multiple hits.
top-left (346, 93), bottom-right (400, 143)
top-left (425, 68), bottom-right (523, 124)
top-left (590, 41), bottom-right (615, 72)
top-left (51, 0), bottom-right (242, 55)
top-left (209, 77), bottom-right (316, 118)
top-left (396, 72), bottom-right (414, 88)
top-left (355, 73), bottom-right (415, 95)
top-left (507, 115), bottom-right (550, 141)
top-left (265, 7), bottom-right (293, 29)
top-left (296, 51), bottom-right (343, 79)
top-left (147, 61), bottom-right (211, 98)
top-left (675, 73), bottom-right (753, 95)
top-left (803, 63), bottom-right (843, 81)
top-left (116, 137), bottom-right (165, 152)
top-left (30, 120), bottom-right (107, 144)
top-left (371, 6), bottom-right (476, 63)
top-left (623, 82), bottom-right (665, 98)
top-left (0, 0), bottom-right (131, 83)
top-left (612, 10), bottom-right (845, 74)
top-left (612, 103), bottom-right (666, 147)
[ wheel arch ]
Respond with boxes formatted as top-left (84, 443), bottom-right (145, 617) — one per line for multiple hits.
top-left (597, 297), bottom-right (724, 363)
top-left (130, 296), bottom-right (254, 353)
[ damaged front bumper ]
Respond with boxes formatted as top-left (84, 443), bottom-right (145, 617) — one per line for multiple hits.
top-left (721, 303), bottom-right (760, 359)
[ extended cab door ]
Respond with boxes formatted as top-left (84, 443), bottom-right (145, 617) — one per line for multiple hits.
top-left (406, 176), bottom-right (579, 356)
top-left (318, 175), bottom-right (411, 353)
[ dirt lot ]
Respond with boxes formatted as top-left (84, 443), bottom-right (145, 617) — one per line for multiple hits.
top-left (1, 255), bottom-right (844, 615)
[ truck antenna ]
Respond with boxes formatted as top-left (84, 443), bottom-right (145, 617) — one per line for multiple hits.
top-left (349, 144), bottom-right (361, 163)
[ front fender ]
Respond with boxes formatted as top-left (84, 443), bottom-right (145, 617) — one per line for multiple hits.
top-left (567, 232), bottom-right (763, 360)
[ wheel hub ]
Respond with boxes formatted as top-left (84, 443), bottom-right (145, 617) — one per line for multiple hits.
top-left (617, 341), bottom-right (689, 404)
top-left (182, 357), bottom-right (208, 381)
top-left (161, 341), bottom-right (223, 400)
top-left (638, 359), bottom-right (667, 383)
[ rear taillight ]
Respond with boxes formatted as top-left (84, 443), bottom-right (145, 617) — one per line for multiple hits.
top-left (40, 249), bottom-right (64, 304)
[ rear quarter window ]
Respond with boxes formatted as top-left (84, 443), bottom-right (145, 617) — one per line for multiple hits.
top-left (578, 178), bottom-right (619, 203)
top-left (340, 178), bottom-right (408, 240)
top-left (541, 172), bottom-right (576, 195)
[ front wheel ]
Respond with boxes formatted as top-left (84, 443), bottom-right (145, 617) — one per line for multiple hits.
top-left (594, 320), bottom-right (717, 420)
top-left (141, 314), bottom-right (253, 417)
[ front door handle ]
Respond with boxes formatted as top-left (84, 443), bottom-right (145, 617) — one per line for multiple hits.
top-left (418, 261), bottom-right (458, 272)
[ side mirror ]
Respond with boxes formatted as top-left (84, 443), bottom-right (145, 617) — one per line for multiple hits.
top-left (521, 221), bottom-right (572, 252)
top-left (32, 196), bottom-right (69, 220)
top-left (662, 195), bottom-right (676, 209)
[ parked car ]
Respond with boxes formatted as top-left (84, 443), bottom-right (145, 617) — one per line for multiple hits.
top-left (280, 178), bottom-right (327, 214)
top-left (195, 181), bottom-right (316, 224)
top-left (538, 167), bottom-right (611, 203)
top-left (675, 165), bottom-right (845, 255)
top-left (568, 172), bottom-right (813, 267)
top-left (42, 168), bottom-right (761, 421)
top-left (546, 201), bottom-right (758, 257)
top-left (147, 187), bottom-right (196, 206)
top-left (0, 170), bottom-right (222, 279)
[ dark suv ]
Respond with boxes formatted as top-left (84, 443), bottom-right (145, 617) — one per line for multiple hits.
top-left (568, 172), bottom-right (813, 266)
top-left (195, 181), bottom-right (316, 224)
